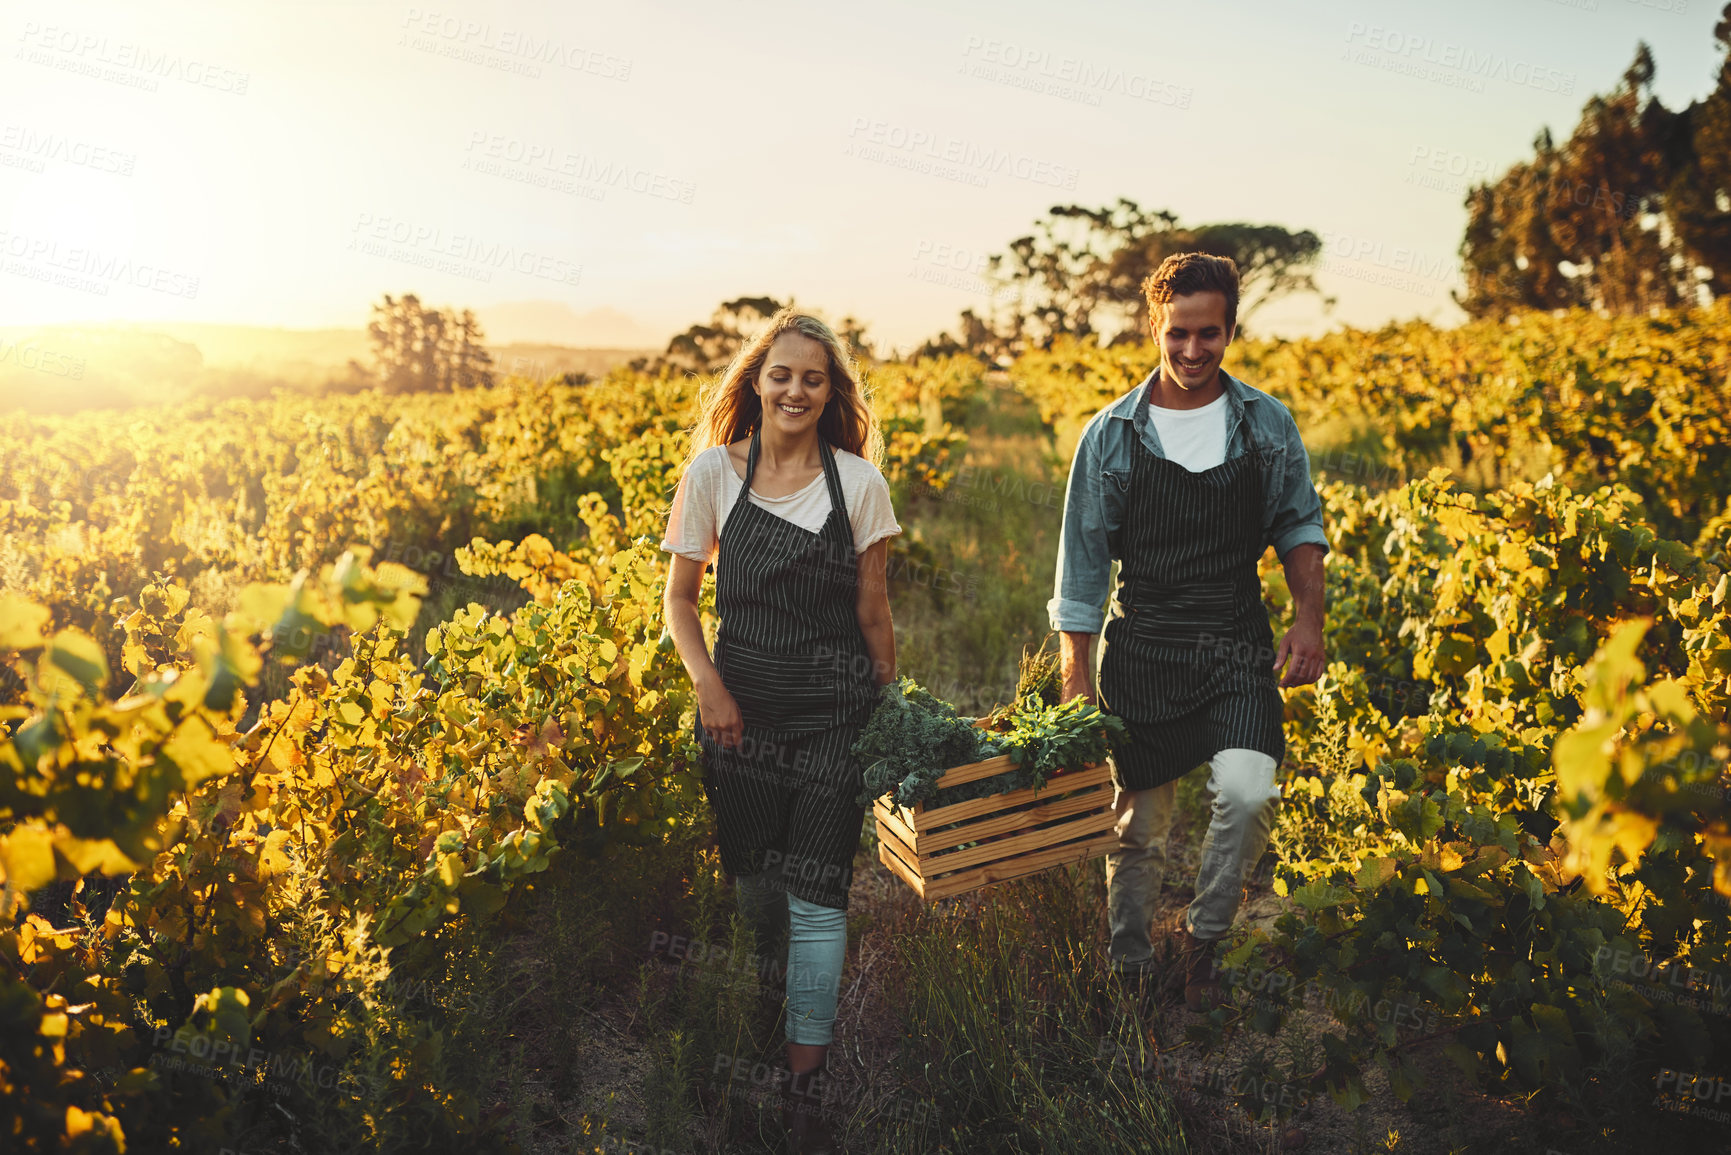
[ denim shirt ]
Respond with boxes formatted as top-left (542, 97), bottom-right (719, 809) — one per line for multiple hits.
top-left (1047, 366), bottom-right (1330, 634)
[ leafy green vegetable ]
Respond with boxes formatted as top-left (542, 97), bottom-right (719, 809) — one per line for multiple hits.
top-left (999, 697), bottom-right (1124, 792)
top-left (853, 677), bottom-right (1124, 809)
top-left (853, 678), bottom-right (1002, 808)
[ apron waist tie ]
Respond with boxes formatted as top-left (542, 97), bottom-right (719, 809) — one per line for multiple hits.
top-left (1118, 577), bottom-right (1261, 614)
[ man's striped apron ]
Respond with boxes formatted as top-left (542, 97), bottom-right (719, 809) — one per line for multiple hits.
top-left (1097, 430), bottom-right (1286, 790)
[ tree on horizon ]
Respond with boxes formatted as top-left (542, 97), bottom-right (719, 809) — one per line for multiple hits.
top-left (631, 297), bottom-right (880, 376)
top-left (918, 198), bottom-right (1332, 362)
top-left (1458, 6), bottom-right (1731, 318)
top-left (348, 293), bottom-right (495, 394)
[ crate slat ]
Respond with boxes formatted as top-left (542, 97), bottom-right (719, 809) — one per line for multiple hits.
top-left (867, 757), bottom-right (1116, 902)
top-left (915, 762), bottom-right (1114, 829)
top-left (872, 798), bottom-right (922, 854)
top-left (909, 806), bottom-right (1118, 875)
top-left (875, 832), bottom-right (926, 899)
top-left (874, 810), bottom-right (918, 874)
top-left (919, 827), bottom-right (1122, 902)
top-left (890, 777), bottom-right (1115, 856)
top-left (926, 753), bottom-right (1018, 789)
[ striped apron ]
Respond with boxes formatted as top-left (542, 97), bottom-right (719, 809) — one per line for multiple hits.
top-left (1097, 432), bottom-right (1286, 791)
top-left (697, 428), bottom-right (877, 910)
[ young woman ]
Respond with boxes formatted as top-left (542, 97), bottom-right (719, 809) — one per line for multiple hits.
top-left (661, 310), bottom-right (898, 1151)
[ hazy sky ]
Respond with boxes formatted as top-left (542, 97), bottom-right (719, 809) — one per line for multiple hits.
top-left (1, 0), bottom-right (1724, 352)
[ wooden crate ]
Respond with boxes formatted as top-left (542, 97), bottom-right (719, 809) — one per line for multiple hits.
top-left (872, 756), bottom-right (1117, 901)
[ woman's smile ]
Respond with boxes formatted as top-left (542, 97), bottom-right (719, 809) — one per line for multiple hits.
top-left (755, 331), bottom-right (833, 429)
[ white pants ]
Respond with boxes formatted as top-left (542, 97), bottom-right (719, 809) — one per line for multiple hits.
top-left (1104, 747), bottom-right (1281, 970)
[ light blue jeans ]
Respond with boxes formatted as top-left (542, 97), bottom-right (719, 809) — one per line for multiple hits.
top-left (735, 872), bottom-right (848, 1045)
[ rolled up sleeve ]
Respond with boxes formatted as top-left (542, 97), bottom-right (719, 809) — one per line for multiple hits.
top-left (1268, 415), bottom-right (1330, 560)
top-left (1047, 417), bottom-right (1114, 633)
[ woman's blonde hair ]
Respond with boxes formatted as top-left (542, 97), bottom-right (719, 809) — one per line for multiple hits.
top-left (685, 309), bottom-right (882, 471)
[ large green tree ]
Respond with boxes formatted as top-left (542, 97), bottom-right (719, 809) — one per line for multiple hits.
top-left (923, 198), bottom-right (1330, 360)
top-left (1459, 10), bottom-right (1731, 317)
top-left (1665, 5), bottom-right (1731, 303)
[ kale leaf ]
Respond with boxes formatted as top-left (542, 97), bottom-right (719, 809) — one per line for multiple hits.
top-left (852, 678), bottom-right (1126, 809)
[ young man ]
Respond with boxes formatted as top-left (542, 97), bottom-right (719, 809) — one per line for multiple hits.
top-left (1049, 252), bottom-right (1328, 1011)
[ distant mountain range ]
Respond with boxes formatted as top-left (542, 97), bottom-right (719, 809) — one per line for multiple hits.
top-left (0, 310), bottom-right (667, 415)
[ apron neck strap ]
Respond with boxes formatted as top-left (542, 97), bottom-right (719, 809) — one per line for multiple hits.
top-left (734, 427), bottom-right (851, 543)
top-left (739, 424), bottom-right (762, 504)
top-left (817, 437), bottom-right (845, 512)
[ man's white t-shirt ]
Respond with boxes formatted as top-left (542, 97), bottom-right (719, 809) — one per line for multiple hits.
top-left (661, 444), bottom-right (901, 564)
top-left (1147, 390), bottom-right (1228, 473)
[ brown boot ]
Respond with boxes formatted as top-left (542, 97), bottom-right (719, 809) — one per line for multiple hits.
top-left (1171, 914), bottom-right (1221, 1012)
top-left (779, 1064), bottom-right (837, 1155)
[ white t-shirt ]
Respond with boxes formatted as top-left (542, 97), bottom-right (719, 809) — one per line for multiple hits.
top-left (1148, 391), bottom-right (1228, 473)
top-left (661, 444), bottom-right (901, 564)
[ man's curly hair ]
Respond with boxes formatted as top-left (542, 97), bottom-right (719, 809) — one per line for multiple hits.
top-left (1142, 252), bottom-right (1241, 334)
